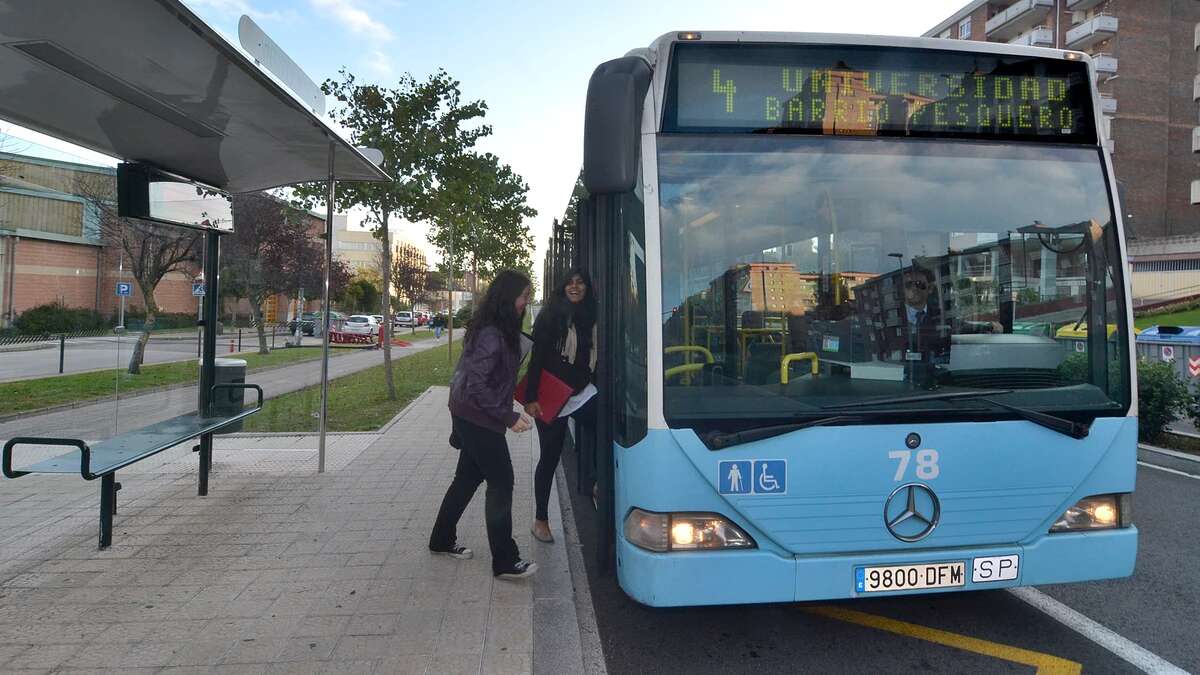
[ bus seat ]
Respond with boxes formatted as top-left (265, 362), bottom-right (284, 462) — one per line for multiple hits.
top-left (744, 342), bottom-right (783, 385)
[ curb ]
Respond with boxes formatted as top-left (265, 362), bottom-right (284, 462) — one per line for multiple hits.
top-left (0, 342), bottom-right (55, 354)
top-left (548, 463), bottom-right (607, 675)
top-left (1138, 442), bottom-right (1200, 464)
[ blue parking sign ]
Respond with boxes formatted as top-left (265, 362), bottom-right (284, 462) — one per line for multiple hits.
top-left (717, 460), bottom-right (752, 495)
top-left (753, 460), bottom-right (787, 495)
top-left (115, 282), bottom-right (132, 297)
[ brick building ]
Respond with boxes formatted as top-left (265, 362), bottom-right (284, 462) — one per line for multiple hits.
top-left (0, 152), bottom-right (199, 327)
top-left (924, 0), bottom-right (1200, 241)
top-left (0, 151), bottom-right (335, 329)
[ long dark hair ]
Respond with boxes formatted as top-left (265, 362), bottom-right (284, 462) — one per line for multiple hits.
top-left (465, 269), bottom-right (530, 354)
top-left (533, 267), bottom-right (596, 346)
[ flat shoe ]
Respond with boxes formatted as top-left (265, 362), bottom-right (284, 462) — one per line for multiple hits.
top-left (531, 526), bottom-right (554, 543)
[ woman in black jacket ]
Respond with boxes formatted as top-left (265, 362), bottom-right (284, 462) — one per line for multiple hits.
top-left (525, 268), bottom-right (596, 543)
top-left (429, 269), bottom-right (538, 579)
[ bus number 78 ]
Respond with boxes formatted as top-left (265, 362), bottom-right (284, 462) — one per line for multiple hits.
top-left (888, 450), bottom-right (940, 481)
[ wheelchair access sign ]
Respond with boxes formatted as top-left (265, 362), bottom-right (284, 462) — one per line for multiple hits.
top-left (718, 459), bottom-right (787, 495)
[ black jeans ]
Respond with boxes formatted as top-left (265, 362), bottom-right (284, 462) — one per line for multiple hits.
top-left (430, 415), bottom-right (520, 574)
top-left (534, 399), bottom-right (595, 521)
top-left (534, 417), bottom-right (569, 522)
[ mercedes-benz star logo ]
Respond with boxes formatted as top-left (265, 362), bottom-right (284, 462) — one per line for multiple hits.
top-left (884, 483), bottom-right (941, 542)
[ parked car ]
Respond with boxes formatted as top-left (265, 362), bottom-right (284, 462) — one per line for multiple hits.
top-left (393, 311), bottom-right (415, 328)
top-left (288, 311), bottom-right (347, 336)
top-left (342, 314), bottom-right (380, 336)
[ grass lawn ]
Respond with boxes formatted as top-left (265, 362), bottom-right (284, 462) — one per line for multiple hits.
top-left (0, 345), bottom-right (356, 417)
top-left (1134, 308), bottom-right (1200, 330)
top-left (243, 341), bottom-right (461, 433)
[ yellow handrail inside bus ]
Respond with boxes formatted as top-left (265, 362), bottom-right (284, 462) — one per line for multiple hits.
top-left (665, 345), bottom-right (714, 363)
top-left (664, 346), bottom-right (714, 384)
top-left (781, 352), bottom-right (818, 384)
top-left (665, 363), bottom-right (706, 381)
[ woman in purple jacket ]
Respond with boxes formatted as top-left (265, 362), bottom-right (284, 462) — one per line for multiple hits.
top-left (429, 270), bottom-right (538, 579)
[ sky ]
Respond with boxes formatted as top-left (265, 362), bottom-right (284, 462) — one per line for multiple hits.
top-left (1, 0), bottom-right (970, 283)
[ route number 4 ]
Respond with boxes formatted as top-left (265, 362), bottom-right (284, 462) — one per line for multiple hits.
top-left (889, 449), bottom-right (940, 481)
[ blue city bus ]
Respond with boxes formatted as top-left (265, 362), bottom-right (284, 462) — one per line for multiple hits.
top-left (570, 32), bottom-right (1136, 607)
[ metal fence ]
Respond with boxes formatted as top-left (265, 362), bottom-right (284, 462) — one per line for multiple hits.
top-left (0, 328), bottom-right (111, 347)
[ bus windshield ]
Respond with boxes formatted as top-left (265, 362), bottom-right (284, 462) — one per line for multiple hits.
top-left (658, 135), bottom-right (1130, 424)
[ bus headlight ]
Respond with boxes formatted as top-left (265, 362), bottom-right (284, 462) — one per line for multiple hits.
top-left (623, 508), bottom-right (756, 552)
top-left (1050, 494), bottom-right (1131, 532)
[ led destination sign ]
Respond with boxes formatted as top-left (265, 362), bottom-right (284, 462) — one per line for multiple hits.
top-left (666, 44), bottom-right (1097, 143)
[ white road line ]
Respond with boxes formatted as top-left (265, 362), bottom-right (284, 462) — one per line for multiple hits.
top-left (1008, 587), bottom-right (1190, 674)
top-left (1138, 444), bottom-right (1200, 464)
top-left (1137, 461), bottom-right (1200, 481)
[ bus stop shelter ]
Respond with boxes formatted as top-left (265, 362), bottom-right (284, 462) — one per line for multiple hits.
top-left (0, 0), bottom-right (389, 545)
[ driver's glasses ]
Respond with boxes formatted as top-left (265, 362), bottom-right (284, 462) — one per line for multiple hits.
top-left (905, 280), bottom-right (927, 291)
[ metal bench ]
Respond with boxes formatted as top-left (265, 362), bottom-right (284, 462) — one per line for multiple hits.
top-left (2, 384), bottom-right (263, 548)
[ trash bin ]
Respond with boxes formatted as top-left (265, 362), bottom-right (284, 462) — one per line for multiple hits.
top-left (1054, 323), bottom-right (1141, 356)
top-left (207, 357), bottom-right (247, 433)
top-left (1136, 326), bottom-right (1200, 390)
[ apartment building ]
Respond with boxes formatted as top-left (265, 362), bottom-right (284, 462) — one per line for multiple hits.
top-left (924, 0), bottom-right (1200, 242)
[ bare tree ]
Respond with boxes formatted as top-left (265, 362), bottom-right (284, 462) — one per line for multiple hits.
top-left (224, 193), bottom-right (329, 354)
top-left (391, 241), bottom-right (429, 333)
top-left (75, 172), bottom-right (200, 373)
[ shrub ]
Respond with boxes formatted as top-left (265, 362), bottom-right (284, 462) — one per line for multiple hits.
top-left (122, 312), bottom-right (196, 331)
top-left (14, 302), bottom-right (107, 334)
top-left (1137, 360), bottom-right (1190, 442)
top-left (454, 305), bottom-right (473, 326)
top-left (1059, 353), bottom-right (1189, 441)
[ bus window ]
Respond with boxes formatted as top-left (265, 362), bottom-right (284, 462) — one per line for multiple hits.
top-left (658, 135), bottom-right (1128, 426)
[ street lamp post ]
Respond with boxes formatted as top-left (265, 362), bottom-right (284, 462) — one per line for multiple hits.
top-left (887, 252), bottom-right (912, 386)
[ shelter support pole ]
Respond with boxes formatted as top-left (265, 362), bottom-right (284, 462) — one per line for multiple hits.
top-left (318, 141), bottom-right (335, 474)
top-left (198, 229), bottom-right (219, 496)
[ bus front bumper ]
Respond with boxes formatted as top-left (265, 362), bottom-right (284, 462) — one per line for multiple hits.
top-left (615, 527), bottom-right (1137, 607)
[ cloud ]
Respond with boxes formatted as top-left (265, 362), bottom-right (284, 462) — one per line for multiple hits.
top-left (310, 0), bottom-right (393, 42)
top-left (185, 0), bottom-right (291, 22)
top-left (365, 50), bottom-right (394, 79)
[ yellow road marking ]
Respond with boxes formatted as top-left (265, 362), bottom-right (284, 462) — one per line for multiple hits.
top-left (806, 605), bottom-right (1083, 675)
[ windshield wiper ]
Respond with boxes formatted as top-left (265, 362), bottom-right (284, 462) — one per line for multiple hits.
top-left (965, 398), bottom-right (1091, 439)
top-left (822, 389), bottom-right (1015, 410)
top-left (823, 389), bottom-right (1089, 439)
top-left (704, 414), bottom-right (865, 450)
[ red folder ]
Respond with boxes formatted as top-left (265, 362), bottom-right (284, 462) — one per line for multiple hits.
top-left (515, 370), bottom-right (574, 424)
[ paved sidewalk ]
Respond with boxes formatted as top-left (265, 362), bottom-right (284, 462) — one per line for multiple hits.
top-left (0, 386), bottom-right (585, 674)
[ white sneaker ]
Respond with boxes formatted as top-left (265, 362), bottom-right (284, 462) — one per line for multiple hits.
top-left (495, 560), bottom-right (538, 579)
top-left (430, 545), bottom-right (473, 560)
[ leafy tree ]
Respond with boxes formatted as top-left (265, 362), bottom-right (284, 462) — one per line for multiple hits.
top-left (294, 69), bottom-right (488, 400)
top-left (223, 193), bottom-right (329, 354)
top-left (339, 274), bottom-right (382, 314)
top-left (75, 173), bottom-right (200, 373)
top-left (560, 169), bottom-right (587, 230)
top-left (428, 151), bottom-right (536, 293)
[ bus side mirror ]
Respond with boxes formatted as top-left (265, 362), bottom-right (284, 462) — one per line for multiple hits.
top-left (583, 56), bottom-right (652, 195)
